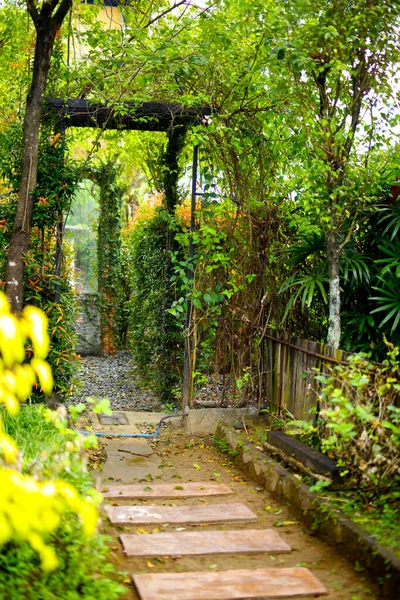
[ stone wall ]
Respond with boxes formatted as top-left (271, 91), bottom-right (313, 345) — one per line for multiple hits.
top-left (75, 293), bottom-right (101, 356)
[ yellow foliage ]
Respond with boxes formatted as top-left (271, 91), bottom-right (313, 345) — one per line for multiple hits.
top-left (0, 292), bottom-right (99, 570)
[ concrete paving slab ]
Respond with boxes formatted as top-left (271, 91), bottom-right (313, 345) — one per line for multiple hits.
top-left (183, 408), bottom-right (258, 435)
top-left (117, 440), bottom-right (154, 457)
top-left (98, 412), bottom-right (129, 425)
top-left (133, 567), bottom-right (327, 599)
top-left (121, 528), bottom-right (291, 557)
top-left (93, 437), bottom-right (162, 485)
top-left (105, 502), bottom-right (258, 525)
top-left (101, 481), bottom-right (233, 499)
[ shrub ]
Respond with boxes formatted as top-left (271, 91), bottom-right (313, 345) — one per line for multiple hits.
top-left (0, 292), bottom-right (125, 598)
top-left (316, 345), bottom-right (400, 496)
top-left (123, 209), bottom-right (183, 402)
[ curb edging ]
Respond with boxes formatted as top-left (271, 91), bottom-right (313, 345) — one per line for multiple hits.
top-left (214, 422), bottom-right (400, 599)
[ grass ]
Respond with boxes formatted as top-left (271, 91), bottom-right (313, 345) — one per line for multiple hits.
top-left (323, 489), bottom-right (400, 559)
top-left (0, 405), bottom-right (63, 460)
top-left (0, 404), bottom-right (126, 599)
top-left (0, 404), bottom-right (93, 493)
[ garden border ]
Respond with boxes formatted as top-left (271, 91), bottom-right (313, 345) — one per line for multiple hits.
top-left (214, 423), bottom-right (400, 599)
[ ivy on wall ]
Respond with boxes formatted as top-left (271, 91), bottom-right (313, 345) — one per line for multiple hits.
top-left (94, 162), bottom-right (125, 355)
top-left (123, 127), bottom-right (187, 402)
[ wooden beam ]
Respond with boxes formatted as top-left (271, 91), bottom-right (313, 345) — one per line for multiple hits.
top-left (45, 98), bottom-right (212, 132)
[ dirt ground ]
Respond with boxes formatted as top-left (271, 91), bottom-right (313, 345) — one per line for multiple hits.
top-left (99, 430), bottom-right (380, 600)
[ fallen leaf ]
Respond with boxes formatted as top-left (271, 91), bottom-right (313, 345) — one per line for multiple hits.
top-left (193, 463), bottom-right (201, 470)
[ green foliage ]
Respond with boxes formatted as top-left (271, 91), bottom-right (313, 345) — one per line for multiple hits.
top-left (24, 263), bottom-right (79, 402)
top-left (93, 161), bottom-right (125, 354)
top-left (0, 404), bottom-right (125, 599)
top-left (123, 209), bottom-right (183, 401)
top-left (0, 527), bottom-right (125, 600)
top-left (281, 195), bottom-right (400, 356)
top-left (316, 346), bottom-right (400, 496)
top-left (325, 489), bottom-right (400, 559)
top-left (0, 293), bottom-right (99, 575)
top-left (0, 121), bottom-right (80, 401)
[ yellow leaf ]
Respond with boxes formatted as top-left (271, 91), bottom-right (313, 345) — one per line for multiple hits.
top-left (31, 359), bottom-right (53, 396)
top-left (22, 305), bottom-right (49, 359)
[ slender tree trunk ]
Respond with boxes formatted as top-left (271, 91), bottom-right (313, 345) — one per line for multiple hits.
top-left (5, 1), bottom-right (72, 313)
top-left (326, 229), bottom-right (341, 349)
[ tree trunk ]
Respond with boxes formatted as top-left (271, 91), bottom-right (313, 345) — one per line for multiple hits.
top-left (326, 230), bottom-right (341, 350)
top-left (5, 1), bottom-right (72, 313)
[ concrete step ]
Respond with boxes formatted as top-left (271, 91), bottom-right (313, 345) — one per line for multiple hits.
top-left (105, 502), bottom-right (257, 526)
top-left (121, 528), bottom-right (291, 557)
top-left (102, 481), bottom-right (233, 499)
top-left (133, 567), bottom-right (328, 599)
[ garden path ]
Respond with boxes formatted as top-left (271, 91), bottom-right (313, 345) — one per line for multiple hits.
top-left (92, 411), bottom-right (379, 600)
top-left (71, 353), bottom-right (161, 411)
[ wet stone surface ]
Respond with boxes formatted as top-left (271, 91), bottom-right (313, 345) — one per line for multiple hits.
top-left (70, 352), bottom-right (162, 412)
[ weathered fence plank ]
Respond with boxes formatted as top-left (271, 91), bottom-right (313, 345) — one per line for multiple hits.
top-left (260, 330), bottom-right (350, 420)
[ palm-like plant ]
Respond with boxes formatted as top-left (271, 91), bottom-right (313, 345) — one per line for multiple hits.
top-left (377, 202), bottom-right (400, 241)
top-left (371, 278), bottom-right (400, 336)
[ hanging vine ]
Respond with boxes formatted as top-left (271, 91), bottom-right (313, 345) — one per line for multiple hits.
top-left (94, 161), bottom-right (125, 355)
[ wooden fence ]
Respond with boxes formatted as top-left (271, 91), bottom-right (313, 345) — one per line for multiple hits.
top-left (258, 330), bottom-right (350, 421)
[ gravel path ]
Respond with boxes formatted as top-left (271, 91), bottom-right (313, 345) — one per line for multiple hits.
top-left (70, 352), bottom-right (162, 412)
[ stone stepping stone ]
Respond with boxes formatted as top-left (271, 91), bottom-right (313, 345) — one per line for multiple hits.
top-left (121, 528), bottom-right (291, 557)
top-left (105, 503), bottom-right (257, 525)
top-left (102, 481), bottom-right (233, 499)
top-left (98, 412), bottom-right (129, 425)
top-left (132, 567), bottom-right (328, 599)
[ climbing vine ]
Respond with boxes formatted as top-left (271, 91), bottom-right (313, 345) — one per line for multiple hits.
top-left (94, 162), bottom-right (125, 355)
top-left (123, 128), bottom-right (187, 402)
top-left (0, 121), bottom-right (80, 401)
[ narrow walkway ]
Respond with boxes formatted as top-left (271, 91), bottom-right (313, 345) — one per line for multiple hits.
top-left (93, 411), bottom-right (378, 600)
top-left (71, 353), bottom-right (161, 411)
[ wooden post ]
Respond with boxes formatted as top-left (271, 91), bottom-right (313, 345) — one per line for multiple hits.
top-left (182, 145), bottom-right (198, 427)
top-left (54, 118), bottom-right (66, 303)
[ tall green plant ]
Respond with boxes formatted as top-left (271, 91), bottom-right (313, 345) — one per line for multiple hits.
top-left (124, 209), bottom-right (183, 401)
top-left (94, 162), bottom-right (125, 354)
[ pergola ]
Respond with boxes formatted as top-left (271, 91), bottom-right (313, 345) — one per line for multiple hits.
top-left (46, 97), bottom-right (212, 415)
top-left (46, 97), bottom-right (212, 132)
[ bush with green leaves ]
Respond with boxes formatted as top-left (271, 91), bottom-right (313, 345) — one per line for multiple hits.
top-left (0, 122), bottom-right (80, 402)
top-left (280, 194), bottom-right (400, 357)
top-left (315, 346), bottom-right (400, 496)
top-left (123, 209), bottom-right (183, 402)
top-left (0, 404), bottom-right (125, 599)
